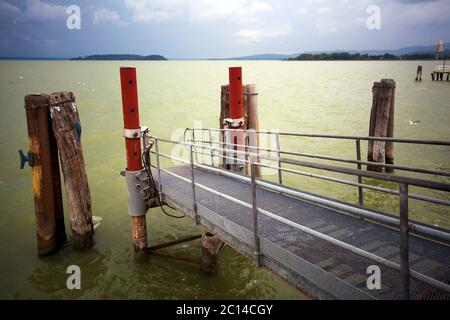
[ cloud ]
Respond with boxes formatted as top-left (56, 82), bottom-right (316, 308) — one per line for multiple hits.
top-left (0, 1), bottom-right (21, 16)
top-left (317, 7), bottom-right (331, 15)
top-left (234, 25), bottom-right (293, 43)
top-left (124, 0), bottom-right (273, 23)
top-left (23, 0), bottom-right (67, 22)
top-left (93, 7), bottom-right (129, 26)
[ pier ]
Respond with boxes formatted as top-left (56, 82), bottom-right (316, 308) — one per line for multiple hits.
top-left (119, 67), bottom-right (450, 300)
top-left (431, 65), bottom-right (450, 81)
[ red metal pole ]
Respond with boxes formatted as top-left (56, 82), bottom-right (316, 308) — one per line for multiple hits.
top-left (229, 67), bottom-right (244, 119)
top-left (120, 67), bottom-right (148, 259)
top-left (228, 67), bottom-right (245, 172)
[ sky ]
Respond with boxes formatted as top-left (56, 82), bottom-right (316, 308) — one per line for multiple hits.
top-left (0, 0), bottom-right (449, 59)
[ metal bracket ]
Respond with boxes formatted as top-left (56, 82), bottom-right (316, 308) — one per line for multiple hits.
top-left (123, 169), bottom-right (159, 216)
top-left (18, 150), bottom-right (35, 169)
top-left (223, 118), bottom-right (244, 128)
top-left (123, 128), bottom-right (143, 139)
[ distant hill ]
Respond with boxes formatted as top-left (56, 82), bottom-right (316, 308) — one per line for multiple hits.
top-left (71, 54), bottom-right (167, 61)
top-left (211, 53), bottom-right (298, 61)
top-left (289, 52), bottom-right (436, 61)
top-left (217, 42), bottom-right (449, 61)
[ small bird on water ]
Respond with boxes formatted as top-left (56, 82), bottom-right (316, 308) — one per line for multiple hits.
top-left (409, 120), bottom-right (421, 126)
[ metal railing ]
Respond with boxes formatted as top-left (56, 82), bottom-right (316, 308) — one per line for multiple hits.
top-left (149, 129), bottom-right (450, 299)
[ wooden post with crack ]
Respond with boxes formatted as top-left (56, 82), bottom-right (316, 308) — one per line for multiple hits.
top-left (367, 79), bottom-right (396, 172)
top-left (49, 92), bottom-right (94, 249)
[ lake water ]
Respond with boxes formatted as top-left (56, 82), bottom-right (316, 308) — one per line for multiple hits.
top-left (0, 60), bottom-right (448, 299)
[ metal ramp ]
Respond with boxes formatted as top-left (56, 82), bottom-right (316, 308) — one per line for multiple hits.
top-left (145, 129), bottom-right (450, 300)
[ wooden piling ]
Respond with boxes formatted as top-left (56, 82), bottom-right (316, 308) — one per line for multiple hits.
top-left (200, 232), bottom-right (222, 273)
top-left (49, 92), bottom-right (94, 250)
top-left (367, 80), bottom-right (396, 172)
top-left (24, 94), bottom-right (66, 257)
top-left (244, 84), bottom-right (261, 178)
top-left (220, 85), bottom-right (230, 169)
top-left (415, 65), bottom-right (422, 81)
top-left (367, 83), bottom-right (380, 170)
top-left (385, 81), bottom-right (396, 172)
top-left (431, 72), bottom-right (435, 81)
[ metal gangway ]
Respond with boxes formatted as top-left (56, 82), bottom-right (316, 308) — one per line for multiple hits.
top-left (144, 127), bottom-right (450, 300)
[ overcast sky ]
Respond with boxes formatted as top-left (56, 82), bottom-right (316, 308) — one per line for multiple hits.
top-left (0, 0), bottom-right (449, 58)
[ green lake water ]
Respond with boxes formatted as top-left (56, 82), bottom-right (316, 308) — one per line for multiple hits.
top-left (0, 60), bottom-right (449, 299)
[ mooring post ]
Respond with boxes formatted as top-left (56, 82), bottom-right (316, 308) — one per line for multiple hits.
top-left (245, 84), bottom-right (261, 178)
top-left (200, 232), bottom-right (222, 273)
top-left (49, 92), bottom-right (93, 250)
top-left (220, 85), bottom-right (230, 169)
top-left (367, 79), bottom-right (396, 172)
top-left (227, 67), bottom-right (246, 173)
top-left (385, 80), bottom-right (396, 172)
top-left (120, 67), bottom-right (148, 260)
top-left (415, 65), bottom-right (422, 81)
top-left (23, 94), bottom-right (66, 256)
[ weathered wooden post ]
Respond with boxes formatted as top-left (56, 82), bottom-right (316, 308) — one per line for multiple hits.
top-left (220, 85), bottom-right (230, 169)
top-left (415, 66), bottom-right (422, 81)
top-left (385, 81), bottom-right (396, 172)
top-left (200, 232), bottom-right (222, 273)
top-left (244, 84), bottom-right (261, 178)
top-left (49, 92), bottom-right (94, 249)
top-left (23, 94), bottom-right (67, 257)
top-left (120, 67), bottom-right (148, 260)
top-left (367, 79), bottom-right (396, 172)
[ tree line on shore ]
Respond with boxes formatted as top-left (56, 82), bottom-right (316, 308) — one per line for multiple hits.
top-left (288, 52), bottom-right (437, 61)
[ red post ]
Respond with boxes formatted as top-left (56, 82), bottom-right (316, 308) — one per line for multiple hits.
top-left (229, 67), bottom-right (244, 119)
top-left (228, 67), bottom-right (245, 172)
top-left (120, 67), bottom-right (148, 259)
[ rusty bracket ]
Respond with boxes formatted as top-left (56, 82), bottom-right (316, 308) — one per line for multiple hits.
top-left (18, 150), bottom-right (35, 169)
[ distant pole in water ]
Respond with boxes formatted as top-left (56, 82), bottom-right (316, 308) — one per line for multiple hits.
top-left (23, 94), bottom-right (67, 257)
top-left (415, 65), bottom-right (422, 82)
top-left (120, 67), bottom-right (148, 260)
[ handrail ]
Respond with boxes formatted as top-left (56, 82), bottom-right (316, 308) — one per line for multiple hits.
top-left (148, 137), bottom-right (450, 297)
top-left (185, 138), bottom-right (450, 178)
top-left (185, 128), bottom-right (450, 146)
top-left (150, 128), bottom-right (450, 300)
top-left (153, 136), bottom-right (450, 192)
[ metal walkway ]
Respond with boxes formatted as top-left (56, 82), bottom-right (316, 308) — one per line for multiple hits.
top-left (146, 129), bottom-right (450, 300)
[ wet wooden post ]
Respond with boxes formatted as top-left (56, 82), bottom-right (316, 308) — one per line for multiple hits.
top-left (415, 66), bottom-right (422, 81)
top-left (23, 94), bottom-right (66, 257)
top-left (367, 80), bottom-right (396, 172)
top-left (245, 84), bottom-right (261, 178)
top-left (385, 81), bottom-right (396, 172)
top-left (220, 85), bottom-right (230, 169)
top-left (49, 92), bottom-right (94, 249)
top-left (120, 67), bottom-right (148, 260)
top-left (200, 232), bottom-right (222, 273)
